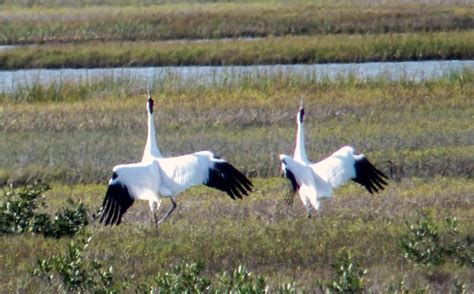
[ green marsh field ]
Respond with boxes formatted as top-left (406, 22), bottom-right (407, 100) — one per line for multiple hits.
top-left (0, 0), bottom-right (473, 292)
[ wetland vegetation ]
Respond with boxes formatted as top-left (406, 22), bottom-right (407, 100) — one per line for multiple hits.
top-left (0, 1), bottom-right (473, 67)
top-left (0, 0), bottom-right (473, 292)
top-left (1, 73), bottom-right (473, 291)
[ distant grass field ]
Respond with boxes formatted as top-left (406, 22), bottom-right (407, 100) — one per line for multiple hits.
top-left (1, 31), bottom-right (473, 69)
top-left (0, 3), bottom-right (472, 45)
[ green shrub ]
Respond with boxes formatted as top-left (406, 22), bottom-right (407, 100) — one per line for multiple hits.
top-left (32, 199), bottom-right (89, 238)
top-left (277, 281), bottom-right (298, 293)
top-left (0, 180), bottom-right (50, 234)
top-left (318, 249), bottom-right (367, 293)
top-left (451, 278), bottom-right (467, 294)
top-left (138, 263), bottom-right (268, 293)
top-left (34, 231), bottom-right (130, 293)
top-left (0, 180), bottom-right (89, 238)
top-left (140, 262), bottom-right (211, 293)
top-left (215, 265), bottom-right (267, 293)
top-left (399, 215), bottom-right (473, 267)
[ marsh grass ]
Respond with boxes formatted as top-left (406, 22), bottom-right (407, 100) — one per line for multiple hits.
top-left (0, 71), bottom-right (472, 184)
top-left (0, 3), bottom-right (472, 45)
top-left (0, 51), bottom-right (472, 291)
top-left (1, 177), bottom-right (472, 292)
top-left (1, 31), bottom-right (474, 69)
top-left (2, 0), bottom-right (473, 7)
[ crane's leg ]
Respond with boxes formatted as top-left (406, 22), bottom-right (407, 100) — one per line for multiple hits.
top-left (149, 200), bottom-right (161, 228)
top-left (156, 198), bottom-right (177, 226)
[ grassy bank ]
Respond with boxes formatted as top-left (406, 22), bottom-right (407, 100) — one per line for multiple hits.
top-left (1, 177), bottom-right (473, 292)
top-left (1, 31), bottom-right (474, 69)
top-left (0, 72), bottom-right (472, 184)
top-left (0, 3), bottom-right (472, 45)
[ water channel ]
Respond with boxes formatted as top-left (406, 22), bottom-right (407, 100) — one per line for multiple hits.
top-left (0, 60), bottom-right (472, 93)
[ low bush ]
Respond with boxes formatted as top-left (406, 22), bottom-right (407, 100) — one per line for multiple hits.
top-left (141, 262), bottom-right (211, 293)
top-left (317, 249), bottom-right (368, 293)
top-left (34, 231), bottom-right (129, 293)
top-left (0, 180), bottom-right (89, 238)
top-left (399, 215), bottom-right (473, 267)
top-left (215, 265), bottom-right (267, 293)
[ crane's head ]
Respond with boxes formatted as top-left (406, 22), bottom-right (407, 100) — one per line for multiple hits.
top-left (297, 105), bottom-right (304, 124)
top-left (147, 87), bottom-right (154, 114)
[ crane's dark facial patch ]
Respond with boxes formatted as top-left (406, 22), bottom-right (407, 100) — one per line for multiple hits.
top-left (148, 97), bottom-right (154, 114)
top-left (299, 107), bottom-right (305, 123)
top-left (111, 171), bottom-right (118, 180)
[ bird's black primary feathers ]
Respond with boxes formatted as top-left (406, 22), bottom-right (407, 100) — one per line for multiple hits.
top-left (99, 182), bottom-right (134, 226)
top-left (205, 161), bottom-right (253, 200)
top-left (283, 167), bottom-right (299, 206)
top-left (352, 157), bottom-right (389, 194)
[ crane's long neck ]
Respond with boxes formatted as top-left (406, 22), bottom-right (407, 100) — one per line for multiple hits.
top-left (294, 120), bottom-right (308, 163)
top-left (142, 112), bottom-right (162, 161)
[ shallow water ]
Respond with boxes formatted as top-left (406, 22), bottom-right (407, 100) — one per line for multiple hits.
top-left (0, 60), bottom-right (472, 93)
top-left (0, 45), bottom-right (18, 51)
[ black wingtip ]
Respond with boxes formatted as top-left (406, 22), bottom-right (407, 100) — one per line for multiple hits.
top-left (282, 166), bottom-right (299, 206)
top-left (353, 157), bottom-right (389, 194)
top-left (205, 161), bottom-right (253, 200)
top-left (99, 182), bottom-right (134, 226)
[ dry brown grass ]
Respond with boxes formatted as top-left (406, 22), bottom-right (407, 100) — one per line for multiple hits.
top-left (0, 3), bottom-right (472, 45)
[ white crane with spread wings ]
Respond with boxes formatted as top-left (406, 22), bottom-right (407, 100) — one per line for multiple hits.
top-left (98, 93), bottom-right (252, 227)
top-left (280, 102), bottom-right (388, 217)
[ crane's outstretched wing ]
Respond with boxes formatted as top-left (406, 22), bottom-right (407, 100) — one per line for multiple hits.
top-left (157, 151), bottom-right (252, 199)
top-left (282, 165), bottom-right (299, 206)
top-left (311, 146), bottom-right (388, 194)
top-left (352, 157), bottom-right (389, 194)
top-left (99, 161), bottom-right (160, 226)
top-left (99, 178), bottom-right (134, 226)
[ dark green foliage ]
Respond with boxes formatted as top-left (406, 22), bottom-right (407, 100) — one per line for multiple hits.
top-left (277, 282), bottom-right (298, 294)
top-left (138, 263), bottom-right (269, 293)
top-left (0, 180), bottom-right (50, 234)
top-left (0, 180), bottom-right (89, 238)
top-left (32, 199), bottom-right (89, 238)
top-left (399, 215), bottom-right (473, 267)
top-left (34, 232), bottom-right (130, 293)
top-left (451, 278), bottom-right (467, 294)
top-left (138, 262), bottom-right (211, 293)
top-left (215, 265), bottom-right (267, 293)
top-left (318, 249), bottom-right (367, 293)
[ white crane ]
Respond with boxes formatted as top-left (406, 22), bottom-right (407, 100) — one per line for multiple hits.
top-left (98, 93), bottom-right (252, 227)
top-left (280, 102), bottom-right (388, 218)
top-left (140, 91), bottom-right (163, 224)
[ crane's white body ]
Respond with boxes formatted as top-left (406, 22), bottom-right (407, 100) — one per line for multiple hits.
top-left (280, 104), bottom-right (388, 217)
top-left (111, 161), bottom-right (161, 202)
